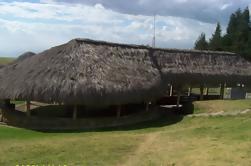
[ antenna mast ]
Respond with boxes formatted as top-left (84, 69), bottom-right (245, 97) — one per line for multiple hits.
top-left (152, 14), bottom-right (156, 48)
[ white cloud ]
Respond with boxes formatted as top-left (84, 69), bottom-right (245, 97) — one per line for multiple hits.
top-left (220, 3), bottom-right (232, 10)
top-left (57, 0), bottom-right (251, 24)
top-left (0, 1), bottom-right (215, 56)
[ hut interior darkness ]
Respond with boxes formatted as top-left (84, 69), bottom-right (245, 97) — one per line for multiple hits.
top-left (1, 38), bottom-right (251, 129)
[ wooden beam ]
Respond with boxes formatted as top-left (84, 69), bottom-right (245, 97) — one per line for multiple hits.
top-left (73, 105), bottom-right (77, 120)
top-left (26, 100), bottom-right (31, 116)
top-left (200, 85), bottom-right (204, 101)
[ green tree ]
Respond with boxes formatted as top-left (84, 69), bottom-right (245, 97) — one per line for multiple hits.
top-left (227, 12), bottom-right (238, 35)
top-left (241, 7), bottom-right (250, 56)
top-left (194, 6), bottom-right (251, 59)
top-left (226, 8), bottom-right (242, 52)
top-left (209, 22), bottom-right (222, 51)
top-left (194, 33), bottom-right (208, 50)
top-left (224, 7), bottom-right (251, 58)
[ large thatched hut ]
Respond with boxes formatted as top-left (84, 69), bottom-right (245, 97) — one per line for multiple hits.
top-left (0, 39), bottom-right (164, 106)
top-left (1, 38), bottom-right (251, 130)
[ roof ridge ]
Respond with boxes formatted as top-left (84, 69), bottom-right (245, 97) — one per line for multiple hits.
top-left (73, 38), bottom-right (236, 55)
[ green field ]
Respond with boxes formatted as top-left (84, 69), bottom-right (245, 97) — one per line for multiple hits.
top-left (1, 100), bottom-right (251, 166)
top-left (0, 57), bottom-right (15, 65)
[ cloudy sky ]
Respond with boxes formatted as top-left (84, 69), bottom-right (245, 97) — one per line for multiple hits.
top-left (0, 0), bottom-right (251, 57)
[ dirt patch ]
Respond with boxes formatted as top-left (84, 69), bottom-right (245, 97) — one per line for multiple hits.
top-left (120, 132), bottom-right (160, 166)
top-left (188, 109), bottom-right (251, 117)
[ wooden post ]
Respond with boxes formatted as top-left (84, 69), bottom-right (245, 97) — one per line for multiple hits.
top-left (220, 83), bottom-right (225, 100)
top-left (73, 105), bottom-right (77, 120)
top-left (145, 102), bottom-right (149, 112)
top-left (177, 91), bottom-right (181, 107)
top-left (0, 111), bottom-right (2, 122)
top-left (169, 85), bottom-right (173, 97)
top-left (117, 105), bottom-right (121, 118)
top-left (200, 85), bottom-right (204, 101)
top-left (26, 100), bottom-right (31, 116)
top-left (4, 99), bottom-right (10, 106)
top-left (206, 88), bottom-right (209, 96)
top-left (188, 87), bottom-right (192, 96)
top-left (1, 99), bottom-right (11, 121)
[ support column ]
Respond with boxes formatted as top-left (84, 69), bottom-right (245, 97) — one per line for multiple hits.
top-left (0, 111), bottom-right (2, 122)
top-left (117, 105), bottom-right (121, 118)
top-left (1, 99), bottom-right (10, 109)
top-left (220, 83), bottom-right (225, 100)
top-left (188, 87), bottom-right (192, 96)
top-left (145, 102), bottom-right (149, 112)
top-left (200, 85), bottom-right (204, 101)
top-left (1, 99), bottom-right (11, 122)
top-left (26, 100), bottom-right (31, 117)
top-left (177, 91), bottom-right (181, 108)
top-left (73, 105), bottom-right (77, 120)
top-left (169, 85), bottom-right (173, 97)
top-left (206, 88), bottom-right (209, 96)
top-left (4, 99), bottom-right (10, 106)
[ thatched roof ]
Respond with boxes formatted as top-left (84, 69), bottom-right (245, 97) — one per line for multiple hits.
top-left (154, 49), bottom-right (251, 87)
top-left (0, 39), bottom-right (164, 106)
top-left (0, 38), bottom-right (251, 105)
top-left (14, 52), bottom-right (36, 63)
top-left (0, 52), bottom-right (35, 70)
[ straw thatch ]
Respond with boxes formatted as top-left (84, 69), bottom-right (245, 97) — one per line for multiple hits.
top-left (13, 52), bottom-right (36, 63)
top-left (1, 38), bottom-right (251, 106)
top-left (0, 39), bottom-right (164, 106)
top-left (0, 52), bottom-right (35, 70)
top-left (153, 49), bottom-right (251, 87)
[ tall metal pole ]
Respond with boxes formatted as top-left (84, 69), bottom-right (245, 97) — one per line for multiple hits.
top-left (152, 14), bottom-right (156, 48)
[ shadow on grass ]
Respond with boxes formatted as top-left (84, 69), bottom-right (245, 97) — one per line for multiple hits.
top-left (99, 112), bottom-right (184, 132)
top-left (40, 108), bottom-right (185, 133)
top-left (2, 105), bottom-right (193, 133)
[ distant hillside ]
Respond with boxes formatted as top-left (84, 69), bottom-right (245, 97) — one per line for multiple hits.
top-left (0, 57), bottom-right (15, 65)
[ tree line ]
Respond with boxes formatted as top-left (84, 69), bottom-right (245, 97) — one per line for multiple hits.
top-left (194, 7), bottom-right (251, 59)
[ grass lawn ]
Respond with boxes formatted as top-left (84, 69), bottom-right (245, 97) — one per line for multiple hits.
top-left (194, 99), bottom-right (251, 113)
top-left (1, 100), bottom-right (251, 166)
